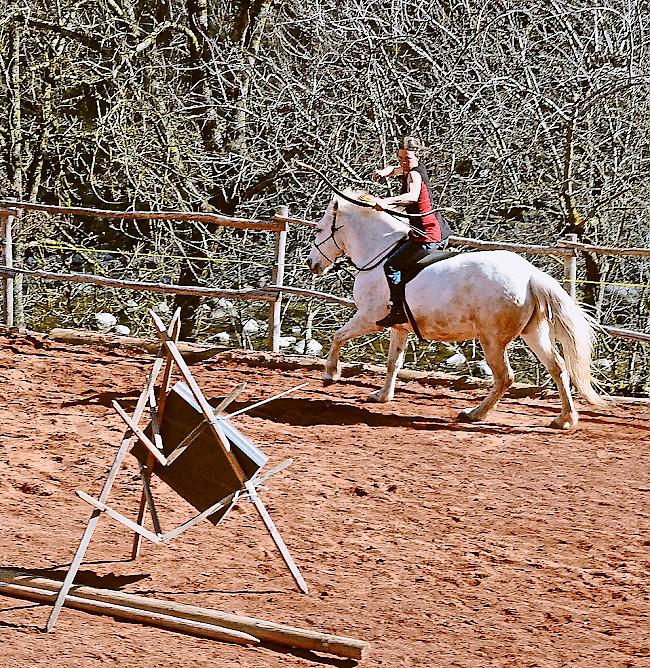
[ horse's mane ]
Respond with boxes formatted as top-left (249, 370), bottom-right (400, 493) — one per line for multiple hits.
top-left (334, 188), bottom-right (410, 233)
top-left (335, 187), bottom-right (372, 207)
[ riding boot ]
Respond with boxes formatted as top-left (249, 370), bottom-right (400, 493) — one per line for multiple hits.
top-left (376, 280), bottom-right (408, 327)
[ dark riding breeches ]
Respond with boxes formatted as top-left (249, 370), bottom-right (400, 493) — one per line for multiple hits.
top-left (383, 238), bottom-right (443, 288)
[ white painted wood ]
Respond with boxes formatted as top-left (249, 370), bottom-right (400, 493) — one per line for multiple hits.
top-left (149, 311), bottom-right (250, 487)
top-left (47, 333), bottom-right (171, 630)
top-left (225, 382), bottom-right (308, 418)
top-left (76, 491), bottom-right (162, 544)
top-left (253, 459), bottom-right (293, 486)
top-left (131, 308), bottom-right (181, 560)
top-left (112, 400), bottom-right (167, 466)
top-left (245, 482), bottom-right (308, 595)
top-left (160, 491), bottom-right (238, 542)
top-left (212, 382), bottom-right (247, 415)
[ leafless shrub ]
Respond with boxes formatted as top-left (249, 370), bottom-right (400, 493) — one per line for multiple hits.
top-left (0, 0), bottom-right (648, 393)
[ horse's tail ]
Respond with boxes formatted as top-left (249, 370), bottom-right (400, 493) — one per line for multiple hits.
top-left (529, 270), bottom-right (607, 407)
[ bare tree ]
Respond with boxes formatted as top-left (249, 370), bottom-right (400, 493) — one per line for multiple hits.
top-left (0, 0), bottom-right (648, 391)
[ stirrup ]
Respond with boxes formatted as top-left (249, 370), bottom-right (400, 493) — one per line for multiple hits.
top-left (376, 302), bottom-right (407, 327)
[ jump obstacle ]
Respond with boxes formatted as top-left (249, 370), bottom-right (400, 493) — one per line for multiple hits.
top-left (0, 309), bottom-right (370, 659)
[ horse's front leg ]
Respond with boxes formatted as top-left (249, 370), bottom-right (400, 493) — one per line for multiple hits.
top-left (368, 327), bottom-right (409, 403)
top-left (323, 312), bottom-right (379, 385)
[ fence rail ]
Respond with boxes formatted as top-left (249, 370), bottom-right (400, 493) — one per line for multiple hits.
top-left (0, 202), bottom-right (290, 350)
top-left (0, 200), bottom-right (286, 232)
top-left (0, 201), bottom-right (648, 346)
top-left (0, 265), bottom-right (355, 308)
top-left (447, 235), bottom-right (575, 257)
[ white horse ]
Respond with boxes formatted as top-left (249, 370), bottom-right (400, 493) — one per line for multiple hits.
top-left (306, 194), bottom-right (605, 429)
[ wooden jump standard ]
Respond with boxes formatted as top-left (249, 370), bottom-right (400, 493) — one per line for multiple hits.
top-left (40, 310), bottom-right (317, 643)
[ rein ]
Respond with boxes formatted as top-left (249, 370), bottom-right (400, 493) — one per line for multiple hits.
top-left (295, 160), bottom-right (442, 222)
top-left (312, 200), bottom-right (404, 275)
top-left (296, 161), bottom-right (375, 211)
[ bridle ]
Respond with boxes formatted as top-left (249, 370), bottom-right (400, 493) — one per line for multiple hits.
top-left (312, 200), bottom-right (404, 274)
top-left (312, 201), bottom-right (345, 266)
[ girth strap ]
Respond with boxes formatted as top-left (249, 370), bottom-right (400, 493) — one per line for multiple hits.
top-left (402, 298), bottom-right (427, 343)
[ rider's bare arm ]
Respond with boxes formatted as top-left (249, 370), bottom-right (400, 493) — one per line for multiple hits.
top-left (371, 164), bottom-right (402, 181)
top-left (378, 170), bottom-right (422, 208)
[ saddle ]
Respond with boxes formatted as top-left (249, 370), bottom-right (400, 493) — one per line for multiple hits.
top-left (398, 248), bottom-right (457, 342)
top-left (401, 249), bottom-right (457, 285)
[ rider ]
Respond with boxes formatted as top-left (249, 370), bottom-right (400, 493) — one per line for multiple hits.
top-left (371, 136), bottom-right (445, 328)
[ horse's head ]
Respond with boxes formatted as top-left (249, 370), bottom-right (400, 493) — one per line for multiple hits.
top-left (306, 190), bottom-right (409, 275)
top-left (306, 198), bottom-right (345, 275)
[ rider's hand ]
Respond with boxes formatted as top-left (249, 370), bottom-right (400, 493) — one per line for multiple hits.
top-left (371, 170), bottom-right (382, 182)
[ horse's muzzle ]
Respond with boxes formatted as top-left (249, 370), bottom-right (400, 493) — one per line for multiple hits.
top-left (306, 257), bottom-right (323, 275)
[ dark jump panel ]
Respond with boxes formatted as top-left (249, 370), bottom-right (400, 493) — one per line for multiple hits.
top-left (132, 381), bottom-right (268, 525)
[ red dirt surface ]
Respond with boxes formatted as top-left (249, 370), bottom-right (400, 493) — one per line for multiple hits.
top-left (1, 332), bottom-right (649, 668)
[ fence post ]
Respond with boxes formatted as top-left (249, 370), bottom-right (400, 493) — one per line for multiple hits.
top-left (1, 212), bottom-right (14, 327)
top-left (562, 233), bottom-right (577, 300)
top-left (268, 205), bottom-right (288, 352)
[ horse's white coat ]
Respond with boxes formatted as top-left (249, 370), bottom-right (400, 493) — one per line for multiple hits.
top-left (307, 195), bottom-right (605, 429)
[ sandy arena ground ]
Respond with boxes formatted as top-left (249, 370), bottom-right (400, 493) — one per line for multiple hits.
top-left (0, 331), bottom-right (649, 667)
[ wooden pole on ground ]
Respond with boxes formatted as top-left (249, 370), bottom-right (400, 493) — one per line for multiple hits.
top-left (0, 570), bottom-right (370, 660)
top-left (0, 578), bottom-right (258, 645)
top-left (1, 212), bottom-right (13, 326)
top-left (562, 233), bottom-right (578, 300)
top-left (269, 205), bottom-right (288, 353)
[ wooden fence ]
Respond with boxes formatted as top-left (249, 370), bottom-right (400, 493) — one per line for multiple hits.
top-left (0, 201), bottom-right (350, 352)
top-left (0, 200), bottom-right (648, 346)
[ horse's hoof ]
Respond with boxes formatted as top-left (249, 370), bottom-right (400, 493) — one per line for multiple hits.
top-left (367, 390), bottom-right (391, 403)
top-left (549, 415), bottom-right (578, 430)
top-left (323, 372), bottom-right (340, 386)
top-left (457, 409), bottom-right (480, 423)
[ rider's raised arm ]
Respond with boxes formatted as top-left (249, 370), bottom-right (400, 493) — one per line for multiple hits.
top-left (371, 164), bottom-right (402, 181)
top-left (381, 170), bottom-right (422, 207)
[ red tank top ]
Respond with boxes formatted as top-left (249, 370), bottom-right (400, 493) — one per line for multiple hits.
top-left (401, 165), bottom-right (441, 243)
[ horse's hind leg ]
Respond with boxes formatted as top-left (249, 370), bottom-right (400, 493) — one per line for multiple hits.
top-left (521, 314), bottom-right (578, 429)
top-left (458, 338), bottom-right (514, 423)
top-left (323, 312), bottom-right (379, 385)
top-left (368, 328), bottom-right (409, 403)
